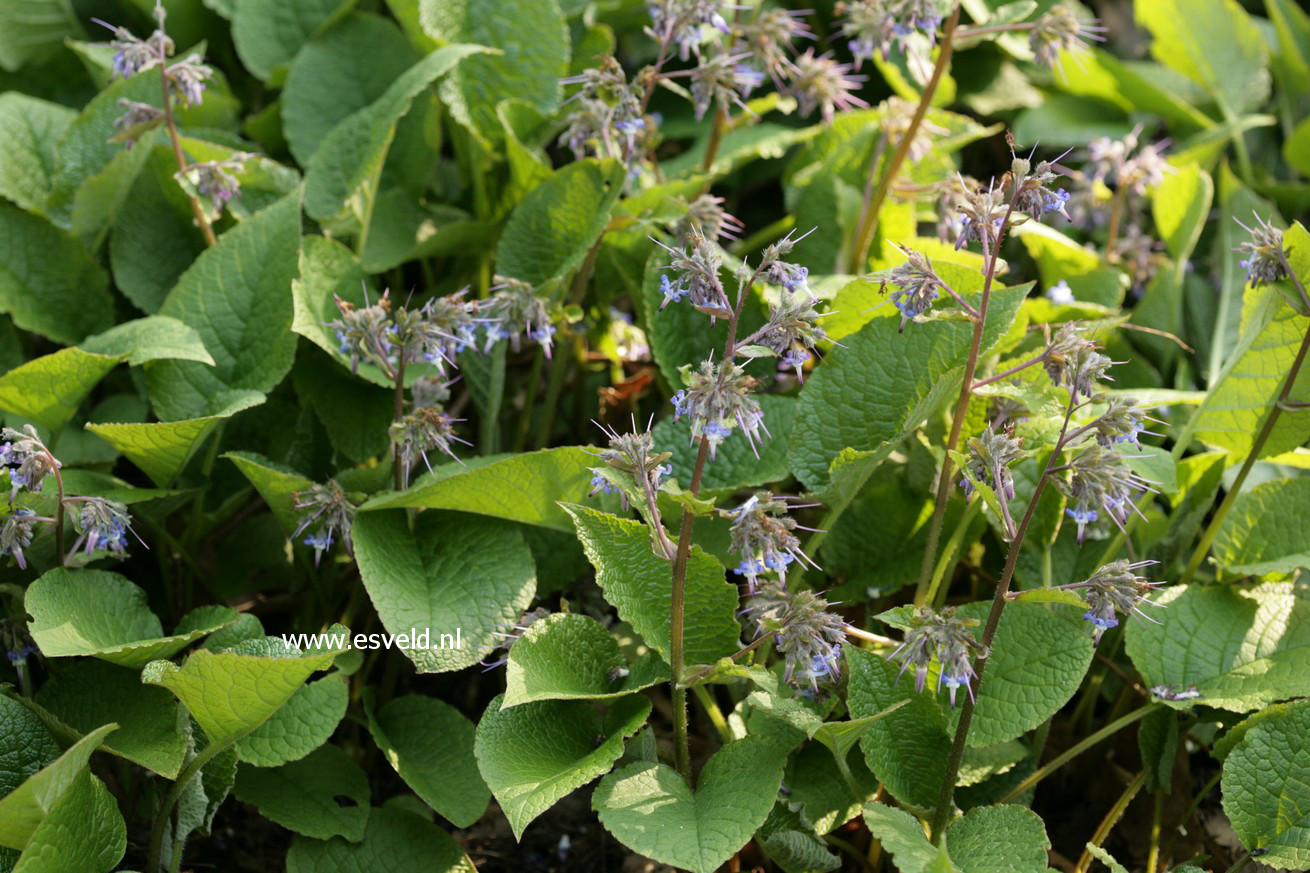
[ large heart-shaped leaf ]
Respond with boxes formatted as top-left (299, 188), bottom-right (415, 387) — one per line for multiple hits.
top-left (353, 510), bottom-right (536, 672)
top-left (503, 612), bottom-right (669, 707)
top-left (1222, 699), bottom-right (1310, 869)
top-left (475, 693), bottom-right (650, 839)
top-left (592, 735), bottom-right (787, 873)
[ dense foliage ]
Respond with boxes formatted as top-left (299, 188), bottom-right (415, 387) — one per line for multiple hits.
top-left (2, 0), bottom-right (1309, 870)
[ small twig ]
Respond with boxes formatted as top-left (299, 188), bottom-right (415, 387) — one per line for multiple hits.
top-left (1074, 771), bottom-right (1147, 873)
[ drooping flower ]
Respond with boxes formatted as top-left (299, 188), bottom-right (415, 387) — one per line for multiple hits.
top-left (1028, 6), bottom-right (1106, 72)
top-left (783, 50), bottom-right (869, 123)
top-left (1092, 396), bottom-right (1156, 449)
top-left (653, 231), bottom-right (732, 318)
top-left (0, 508), bottom-right (38, 570)
top-left (166, 54), bottom-right (212, 108)
top-left (1056, 444), bottom-right (1156, 542)
top-left (741, 582), bottom-right (847, 691)
top-left (881, 246), bottom-right (943, 330)
top-left (1234, 213), bottom-right (1289, 288)
top-left (390, 407), bottom-right (471, 486)
top-left (673, 359), bottom-right (767, 458)
top-left (878, 96), bottom-right (947, 164)
top-left (721, 492), bottom-right (817, 589)
top-left (291, 480), bottom-right (355, 566)
top-left (483, 280), bottom-right (557, 357)
top-left (675, 194), bottom-right (745, 243)
top-left (1043, 323), bottom-right (1114, 401)
top-left (1, 426), bottom-right (59, 504)
top-left (558, 57), bottom-right (649, 163)
top-left (961, 425), bottom-right (1024, 538)
top-left (93, 15), bottom-right (172, 79)
top-left (176, 153), bottom-right (252, 213)
top-left (737, 7), bottom-right (812, 86)
top-left (1068, 560), bottom-right (1165, 644)
top-left (689, 51), bottom-right (760, 120)
top-left (69, 497), bottom-right (139, 558)
top-left (110, 99), bottom-right (165, 148)
top-left (836, 0), bottom-right (948, 68)
top-left (888, 605), bottom-right (983, 707)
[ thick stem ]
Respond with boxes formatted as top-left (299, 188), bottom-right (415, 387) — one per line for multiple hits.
top-left (1180, 298), bottom-right (1310, 585)
top-left (846, 4), bottom-right (960, 274)
top-left (996, 703), bottom-right (1157, 805)
top-left (1074, 772), bottom-right (1147, 873)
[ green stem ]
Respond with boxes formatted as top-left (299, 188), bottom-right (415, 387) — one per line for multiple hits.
top-left (393, 357), bottom-right (406, 491)
top-left (924, 499), bottom-right (980, 607)
top-left (997, 703), bottom-right (1157, 805)
top-left (157, 48), bottom-right (216, 248)
top-left (1180, 283), bottom-right (1310, 585)
top-left (1074, 771), bottom-right (1147, 873)
top-left (914, 193), bottom-right (1019, 607)
top-left (1146, 789), bottom-right (1165, 873)
top-left (1223, 853), bottom-right (1253, 873)
top-left (514, 349), bottom-right (545, 453)
top-left (669, 437), bottom-right (710, 779)
top-left (846, 4), bottom-right (960, 274)
top-left (691, 684), bottom-right (732, 742)
top-left (145, 739), bottom-right (228, 873)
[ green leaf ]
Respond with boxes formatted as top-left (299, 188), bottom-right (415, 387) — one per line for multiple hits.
top-left (958, 602), bottom-right (1094, 747)
top-left (758, 799), bottom-right (841, 873)
top-left (1138, 706), bottom-right (1180, 793)
top-left (235, 674), bottom-right (348, 767)
top-left (352, 510), bottom-right (536, 673)
top-left (1152, 163), bottom-right (1214, 261)
top-left (361, 447), bottom-right (600, 530)
top-left (25, 569), bottom-right (236, 669)
top-left (232, 0), bottom-right (355, 81)
top-left (476, 693), bottom-right (650, 839)
top-left (364, 694), bottom-right (489, 828)
top-left (304, 44), bottom-right (487, 220)
top-left (8, 770), bottom-right (125, 873)
top-left (593, 735), bottom-right (787, 873)
top-left (282, 12), bottom-right (419, 165)
top-left (1213, 477), bottom-right (1310, 575)
top-left (147, 193), bottom-right (302, 422)
top-left (495, 159), bottom-right (624, 287)
top-left (0, 695), bottom-right (61, 799)
top-left (563, 504), bottom-right (741, 668)
top-left (0, 724), bottom-right (115, 851)
top-left (1192, 284), bottom-right (1310, 458)
top-left (81, 316), bottom-right (214, 367)
top-left (34, 660), bottom-right (187, 778)
top-left (1135, 0), bottom-right (1270, 114)
top-left (946, 805), bottom-right (1050, 873)
top-left (1221, 699), bottom-right (1310, 869)
top-left (504, 612), bottom-right (669, 707)
top-left (1125, 582), bottom-right (1310, 712)
top-left (108, 144), bottom-right (207, 315)
top-left (789, 285), bottom-right (1027, 490)
top-left (233, 744), bottom-right (369, 842)
top-left (846, 646), bottom-right (950, 811)
top-left (293, 354), bottom-right (393, 463)
top-left (0, 204), bottom-right (112, 344)
top-left (223, 450), bottom-right (314, 536)
top-left (0, 0), bottom-right (80, 72)
top-left (653, 394), bottom-right (796, 492)
top-left (86, 390), bottom-right (266, 487)
top-left (1015, 222), bottom-right (1126, 309)
top-left (0, 93), bottom-right (73, 213)
top-left (0, 347), bottom-right (121, 432)
top-left (142, 639), bottom-right (345, 746)
top-left (419, 0), bottom-right (568, 139)
top-left (286, 805), bottom-right (476, 873)
top-left (863, 802), bottom-right (955, 873)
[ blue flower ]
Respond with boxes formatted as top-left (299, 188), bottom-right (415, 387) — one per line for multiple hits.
top-left (660, 274), bottom-right (688, 307)
top-left (589, 472), bottom-right (618, 496)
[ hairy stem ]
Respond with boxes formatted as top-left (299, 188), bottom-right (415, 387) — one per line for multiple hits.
top-left (914, 193), bottom-right (1019, 606)
top-left (929, 396), bottom-right (1074, 839)
top-left (669, 437), bottom-right (710, 778)
top-left (846, 4), bottom-right (960, 274)
top-left (157, 53), bottom-right (216, 247)
top-left (146, 739), bottom-right (227, 873)
top-left (1180, 262), bottom-right (1310, 585)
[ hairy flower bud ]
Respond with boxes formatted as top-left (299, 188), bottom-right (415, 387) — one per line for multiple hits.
top-left (69, 497), bottom-right (138, 558)
top-left (1056, 444), bottom-right (1155, 542)
top-left (721, 492), bottom-right (817, 589)
top-left (1, 426), bottom-right (58, 504)
top-left (1043, 323), bottom-right (1113, 400)
top-left (1029, 6), bottom-right (1105, 72)
top-left (390, 406), bottom-right (471, 486)
top-left (0, 508), bottom-right (38, 570)
top-left (1071, 560), bottom-right (1165, 644)
top-left (783, 50), bottom-right (869, 123)
top-left (1234, 213), bottom-right (1289, 289)
top-left (881, 247), bottom-right (943, 331)
top-left (654, 231), bottom-right (732, 318)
